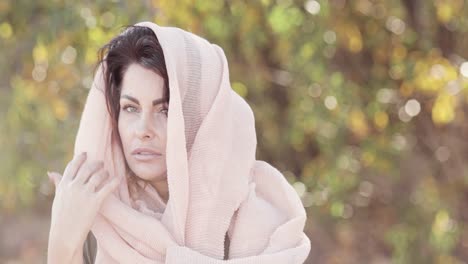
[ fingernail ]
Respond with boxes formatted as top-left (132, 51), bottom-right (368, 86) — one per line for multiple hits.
top-left (47, 171), bottom-right (54, 182)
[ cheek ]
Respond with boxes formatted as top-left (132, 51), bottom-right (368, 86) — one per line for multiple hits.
top-left (163, 126), bottom-right (168, 141)
top-left (118, 116), bottom-right (132, 150)
top-left (159, 122), bottom-right (168, 149)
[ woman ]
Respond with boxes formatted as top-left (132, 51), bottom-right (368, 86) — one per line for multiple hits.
top-left (47, 21), bottom-right (310, 263)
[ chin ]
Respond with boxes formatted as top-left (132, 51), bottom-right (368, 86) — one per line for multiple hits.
top-left (128, 162), bottom-right (167, 182)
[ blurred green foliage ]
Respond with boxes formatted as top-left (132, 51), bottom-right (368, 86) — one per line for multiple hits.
top-left (2, 0), bottom-right (468, 263)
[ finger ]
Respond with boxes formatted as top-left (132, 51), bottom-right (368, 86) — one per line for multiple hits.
top-left (74, 160), bottom-right (103, 185)
top-left (62, 152), bottom-right (88, 183)
top-left (97, 177), bottom-right (120, 201)
top-left (47, 171), bottom-right (62, 188)
top-left (86, 169), bottom-right (109, 192)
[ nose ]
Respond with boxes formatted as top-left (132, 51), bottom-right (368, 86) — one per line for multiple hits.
top-left (135, 112), bottom-right (156, 141)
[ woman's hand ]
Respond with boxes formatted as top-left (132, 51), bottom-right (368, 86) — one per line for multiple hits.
top-left (47, 152), bottom-right (120, 261)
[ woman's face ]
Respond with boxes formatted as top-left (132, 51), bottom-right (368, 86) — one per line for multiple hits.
top-left (118, 63), bottom-right (168, 183)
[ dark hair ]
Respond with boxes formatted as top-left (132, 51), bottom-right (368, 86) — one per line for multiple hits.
top-left (96, 25), bottom-right (169, 143)
top-left (95, 25), bottom-right (170, 188)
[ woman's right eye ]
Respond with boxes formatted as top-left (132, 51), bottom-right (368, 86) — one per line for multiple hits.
top-left (122, 105), bottom-right (138, 113)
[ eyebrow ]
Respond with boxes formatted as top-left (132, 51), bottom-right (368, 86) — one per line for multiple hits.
top-left (120, 94), bottom-right (168, 106)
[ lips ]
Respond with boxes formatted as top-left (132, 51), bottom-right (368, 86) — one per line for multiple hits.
top-left (131, 147), bottom-right (162, 162)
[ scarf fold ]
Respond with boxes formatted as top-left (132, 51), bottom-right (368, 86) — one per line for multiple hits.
top-left (73, 21), bottom-right (310, 263)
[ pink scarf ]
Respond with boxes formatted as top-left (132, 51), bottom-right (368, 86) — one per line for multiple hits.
top-left (73, 21), bottom-right (310, 263)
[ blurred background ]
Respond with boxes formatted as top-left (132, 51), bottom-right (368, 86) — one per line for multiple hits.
top-left (1, 0), bottom-right (468, 263)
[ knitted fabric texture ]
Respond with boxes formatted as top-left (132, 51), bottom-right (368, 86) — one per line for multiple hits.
top-left (73, 21), bottom-right (311, 263)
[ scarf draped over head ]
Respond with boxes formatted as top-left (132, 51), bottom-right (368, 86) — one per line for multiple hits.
top-left (73, 21), bottom-right (311, 263)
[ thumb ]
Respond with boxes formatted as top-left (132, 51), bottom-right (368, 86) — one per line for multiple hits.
top-left (47, 171), bottom-right (62, 188)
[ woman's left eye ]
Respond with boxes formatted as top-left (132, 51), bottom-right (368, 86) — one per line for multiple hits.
top-left (160, 108), bottom-right (168, 115)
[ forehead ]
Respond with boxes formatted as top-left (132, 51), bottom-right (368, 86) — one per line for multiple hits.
top-left (121, 63), bottom-right (165, 99)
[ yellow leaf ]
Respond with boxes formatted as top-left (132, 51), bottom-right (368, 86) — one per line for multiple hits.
top-left (348, 109), bottom-right (369, 138)
top-left (53, 98), bottom-right (69, 121)
top-left (437, 3), bottom-right (453, 23)
top-left (362, 151), bottom-right (375, 166)
top-left (0, 22), bottom-right (13, 39)
top-left (432, 93), bottom-right (455, 125)
top-left (33, 41), bottom-right (48, 64)
top-left (374, 111), bottom-right (389, 130)
top-left (231, 82), bottom-right (248, 97)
